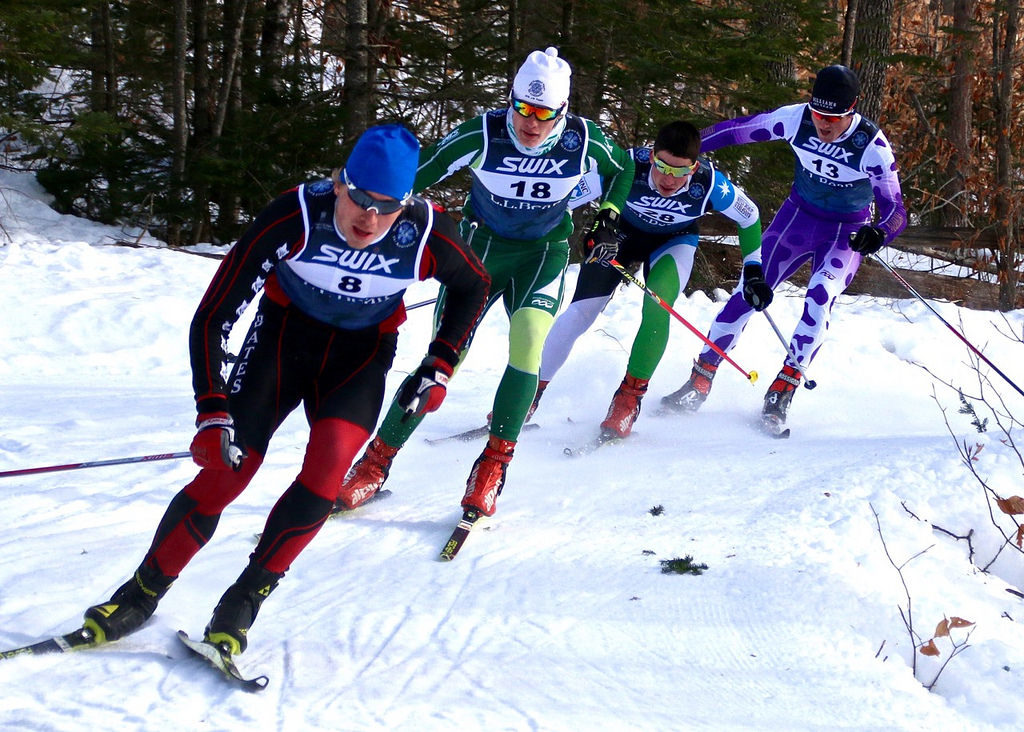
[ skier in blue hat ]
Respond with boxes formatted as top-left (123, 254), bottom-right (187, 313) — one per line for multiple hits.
top-left (82, 124), bottom-right (489, 656)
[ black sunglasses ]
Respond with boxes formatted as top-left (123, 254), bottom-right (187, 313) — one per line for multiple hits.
top-left (343, 170), bottom-right (407, 215)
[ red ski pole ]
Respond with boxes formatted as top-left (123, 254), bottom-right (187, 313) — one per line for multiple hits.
top-left (609, 259), bottom-right (759, 384)
top-left (0, 451), bottom-right (191, 479)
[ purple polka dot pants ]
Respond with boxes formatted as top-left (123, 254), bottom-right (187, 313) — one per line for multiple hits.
top-left (700, 196), bottom-right (866, 370)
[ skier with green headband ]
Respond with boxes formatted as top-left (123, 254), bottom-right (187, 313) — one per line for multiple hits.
top-left (336, 47), bottom-right (634, 518)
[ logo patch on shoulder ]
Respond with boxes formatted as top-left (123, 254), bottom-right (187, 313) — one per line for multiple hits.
top-left (634, 148), bottom-right (652, 162)
top-left (560, 129), bottom-right (582, 152)
top-left (308, 179), bottom-right (334, 195)
top-left (688, 183), bottom-right (706, 200)
top-left (393, 220), bottom-right (419, 248)
top-left (852, 131), bottom-right (870, 149)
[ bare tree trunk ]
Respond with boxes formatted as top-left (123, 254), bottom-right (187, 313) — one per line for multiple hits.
top-left (190, 0), bottom-right (213, 245)
top-left (577, 34), bottom-right (613, 121)
top-left (169, 0), bottom-right (189, 247)
top-left (260, 0), bottom-right (294, 94)
top-left (742, 0), bottom-right (799, 113)
top-left (192, 0), bottom-right (211, 139)
top-left (87, 2), bottom-right (121, 217)
top-left (943, 0), bottom-right (978, 229)
top-left (213, 0), bottom-right (248, 140)
top-left (507, 0), bottom-right (518, 86)
top-left (851, 0), bottom-right (893, 122)
top-left (89, 3), bottom-right (116, 113)
top-left (459, 2), bottom-right (485, 121)
top-left (992, 0), bottom-right (1021, 310)
top-left (842, 0), bottom-right (859, 67)
top-left (344, 0), bottom-right (370, 139)
top-left (366, 0), bottom-right (389, 116)
top-left (752, 1), bottom-right (796, 84)
top-left (561, 0), bottom-right (573, 45)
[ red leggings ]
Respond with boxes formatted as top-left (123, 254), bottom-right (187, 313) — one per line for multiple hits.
top-left (144, 417), bottom-right (369, 577)
top-left (143, 298), bottom-right (395, 579)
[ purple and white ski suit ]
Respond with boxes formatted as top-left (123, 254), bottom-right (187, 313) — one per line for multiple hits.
top-left (697, 102), bottom-right (907, 369)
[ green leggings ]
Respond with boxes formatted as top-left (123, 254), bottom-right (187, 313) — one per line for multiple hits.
top-left (380, 229), bottom-right (569, 445)
top-left (626, 254), bottom-right (682, 381)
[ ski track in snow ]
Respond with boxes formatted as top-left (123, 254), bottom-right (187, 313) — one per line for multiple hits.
top-left (1, 170), bottom-right (1023, 730)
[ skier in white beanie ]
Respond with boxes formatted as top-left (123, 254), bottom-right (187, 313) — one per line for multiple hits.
top-left (337, 47), bottom-right (635, 528)
top-left (513, 47), bottom-right (571, 112)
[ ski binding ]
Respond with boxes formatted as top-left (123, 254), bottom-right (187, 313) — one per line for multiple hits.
top-left (177, 630), bottom-right (268, 692)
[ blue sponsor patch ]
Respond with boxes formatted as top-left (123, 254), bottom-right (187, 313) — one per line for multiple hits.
top-left (634, 147), bottom-right (652, 162)
top-left (308, 179), bottom-right (334, 195)
top-left (560, 129), bottom-right (582, 152)
top-left (852, 131), bottom-right (870, 149)
top-left (393, 220), bottom-right (419, 248)
top-left (688, 183), bottom-right (705, 200)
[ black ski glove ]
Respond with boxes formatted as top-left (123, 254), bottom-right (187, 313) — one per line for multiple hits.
top-left (741, 263), bottom-right (773, 311)
top-left (397, 356), bottom-right (454, 418)
top-left (849, 225), bottom-right (886, 255)
top-left (584, 208), bottom-right (620, 266)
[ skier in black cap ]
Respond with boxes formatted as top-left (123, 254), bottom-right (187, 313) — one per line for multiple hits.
top-left (663, 64), bottom-right (907, 433)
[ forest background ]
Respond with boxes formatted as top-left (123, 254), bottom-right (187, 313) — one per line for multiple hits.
top-left (0, 0), bottom-right (1020, 310)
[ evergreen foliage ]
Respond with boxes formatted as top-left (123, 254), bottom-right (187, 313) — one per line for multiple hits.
top-left (0, 0), bottom-right (1020, 297)
top-left (957, 391), bottom-right (989, 433)
top-left (660, 556), bottom-right (709, 575)
top-left (0, 0), bottom-right (835, 244)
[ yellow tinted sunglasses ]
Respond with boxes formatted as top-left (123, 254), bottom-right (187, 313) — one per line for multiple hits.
top-left (511, 98), bottom-right (564, 122)
top-left (652, 156), bottom-right (699, 178)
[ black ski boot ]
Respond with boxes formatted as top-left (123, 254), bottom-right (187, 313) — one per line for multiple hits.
top-left (83, 565), bottom-right (174, 643)
top-left (661, 359), bottom-right (718, 413)
top-left (204, 563), bottom-right (283, 655)
top-left (762, 364), bottom-right (802, 426)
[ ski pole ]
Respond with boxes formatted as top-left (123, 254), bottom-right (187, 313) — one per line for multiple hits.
top-left (872, 254), bottom-right (1024, 399)
top-left (407, 297), bottom-right (437, 311)
top-left (609, 259), bottom-right (758, 384)
top-left (762, 310), bottom-right (817, 389)
top-left (0, 451), bottom-right (191, 479)
top-left (401, 220), bottom-right (479, 420)
top-left (413, 222), bottom-right (476, 315)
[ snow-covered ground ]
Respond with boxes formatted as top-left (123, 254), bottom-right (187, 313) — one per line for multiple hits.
top-left (1, 169), bottom-right (1023, 731)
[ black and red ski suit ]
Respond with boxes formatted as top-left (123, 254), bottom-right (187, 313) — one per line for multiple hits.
top-left (141, 180), bottom-right (488, 578)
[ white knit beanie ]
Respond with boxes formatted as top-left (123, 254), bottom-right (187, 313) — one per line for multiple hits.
top-left (512, 47), bottom-right (572, 110)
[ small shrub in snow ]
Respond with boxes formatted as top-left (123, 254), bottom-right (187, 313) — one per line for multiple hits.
top-left (660, 556), bottom-right (708, 575)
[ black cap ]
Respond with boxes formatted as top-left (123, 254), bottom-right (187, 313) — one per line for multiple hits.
top-left (810, 65), bottom-right (860, 115)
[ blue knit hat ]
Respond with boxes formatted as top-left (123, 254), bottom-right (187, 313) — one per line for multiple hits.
top-left (343, 124), bottom-right (420, 201)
